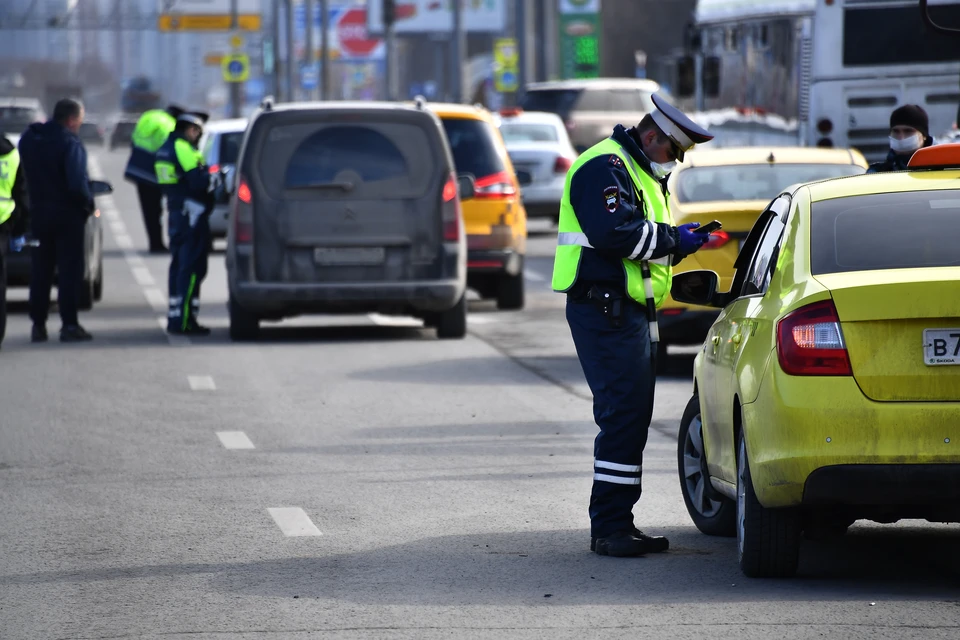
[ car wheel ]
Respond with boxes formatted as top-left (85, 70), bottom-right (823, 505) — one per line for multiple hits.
top-left (78, 276), bottom-right (94, 311)
top-left (436, 294), bottom-right (467, 339)
top-left (678, 394), bottom-right (736, 537)
top-left (737, 429), bottom-right (802, 578)
top-left (93, 255), bottom-right (104, 302)
top-left (496, 272), bottom-right (524, 310)
top-left (228, 297), bottom-right (259, 341)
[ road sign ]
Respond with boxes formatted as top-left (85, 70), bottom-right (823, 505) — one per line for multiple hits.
top-left (158, 14), bottom-right (262, 31)
top-left (337, 8), bottom-right (382, 58)
top-left (222, 54), bottom-right (250, 83)
top-left (229, 34), bottom-right (244, 49)
top-left (300, 63), bottom-right (319, 91)
top-left (493, 38), bottom-right (519, 93)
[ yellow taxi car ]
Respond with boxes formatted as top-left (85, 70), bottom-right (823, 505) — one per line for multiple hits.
top-left (429, 103), bottom-right (528, 310)
top-left (659, 147), bottom-right (868, 361)
top-left (671, 143), bottom-right (960, 578)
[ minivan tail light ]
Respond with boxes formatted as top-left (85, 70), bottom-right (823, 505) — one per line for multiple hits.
top-left (776, 300), bottom-right (851, 376)
top-left (554, 156), bottom-right (574, 174)
top-left (233, 175), bottom-right (253, 243)
top-left (473, 171), bottom-right (517, 198)
top-left (442, 173), bottom-right (461, 242)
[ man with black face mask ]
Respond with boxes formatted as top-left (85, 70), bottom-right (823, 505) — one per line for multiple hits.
top-left (552, 95), bottom-right (714, 557)
top-left (867, 104), bottom-right (933, 173)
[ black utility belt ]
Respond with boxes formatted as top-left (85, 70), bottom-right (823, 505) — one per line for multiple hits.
top-left (570, 284), bottom-right (644, 328)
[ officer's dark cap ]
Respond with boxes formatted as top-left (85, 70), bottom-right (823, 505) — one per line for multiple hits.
top-left (166, 104), bottom-right (186, 119)
top-left (649, 93), bottom-right (714, 161)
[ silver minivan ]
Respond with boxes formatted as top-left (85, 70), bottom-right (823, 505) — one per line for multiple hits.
top-left (225, 100), bottom-right (473, 341)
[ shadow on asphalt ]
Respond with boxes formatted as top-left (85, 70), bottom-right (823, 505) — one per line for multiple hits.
top-left (2, 526), bottom-right (958, 603)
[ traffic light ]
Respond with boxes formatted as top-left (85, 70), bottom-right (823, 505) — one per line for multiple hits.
top-left (384, 0), bottom-right (396, 26)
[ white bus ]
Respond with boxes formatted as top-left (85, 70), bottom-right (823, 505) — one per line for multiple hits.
top-left (668, 0), bottom-right (960, 161)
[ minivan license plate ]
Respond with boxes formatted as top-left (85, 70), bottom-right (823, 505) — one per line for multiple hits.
top-left (313, 247), bottom-right (385, 266)
top-left (923, 328), bottom-right (960, 366)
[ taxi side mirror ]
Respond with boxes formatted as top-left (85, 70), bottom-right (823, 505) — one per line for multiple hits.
top-left (90, 180), bottom-right (113, 196)
top-left (457, 174), bottom-right (476, 200)
top-left (671, 270), bottom-right (727, 308)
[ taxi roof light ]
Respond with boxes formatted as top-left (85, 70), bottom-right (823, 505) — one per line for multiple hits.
top-left (906, 142), bottom-right (960, 169)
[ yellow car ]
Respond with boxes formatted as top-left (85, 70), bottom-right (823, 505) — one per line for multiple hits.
top-left (671, 144), bottom-right (960, 578)
top-left (429, 103), bottom-right (528, 310)
top-left (659, 147), bottom-right (868, 359)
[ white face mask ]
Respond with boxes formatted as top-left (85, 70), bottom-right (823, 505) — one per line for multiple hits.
top-left (649, 160), bottom-right (677, 179)
top-left (889, 133), bottom-right (922, 154)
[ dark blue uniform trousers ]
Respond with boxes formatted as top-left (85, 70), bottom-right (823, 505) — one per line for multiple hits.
top-left (167, 209), bottom-right (210, 331)
top-left (566, 295), bottom-right (656, 538)
top-left (29, 221), bottom-right (86, 328)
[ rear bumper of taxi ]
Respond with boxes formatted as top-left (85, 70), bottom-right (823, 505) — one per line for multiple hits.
top-left (743, 357), bottom-right (960, 509)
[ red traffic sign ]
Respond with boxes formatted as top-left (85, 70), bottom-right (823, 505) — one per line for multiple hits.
top-left (337, 8), bottom-right (381, 58)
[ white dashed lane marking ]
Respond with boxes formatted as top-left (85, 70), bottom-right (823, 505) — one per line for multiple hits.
top-left (131, 266), bottom-right (156, 287)
top-left (187, 375), bottom-right (216, 391)
top-left (143, 288), bottom-right (167, 312)
top-left (524, 269), bottom-right (546, 282)
top-left (268, 508), bottom-right (323, 537)
top-left (216, 431), bottom-right (256, 450)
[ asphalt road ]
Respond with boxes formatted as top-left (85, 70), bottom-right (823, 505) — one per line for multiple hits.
top-left (0, 147), bottom-right (957, 639)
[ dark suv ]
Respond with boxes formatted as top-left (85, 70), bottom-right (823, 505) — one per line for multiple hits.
top-left (225, 99), bottom-right (472, 341)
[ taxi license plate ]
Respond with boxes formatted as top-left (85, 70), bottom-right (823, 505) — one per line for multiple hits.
top-left (313, 247), bottom-right (385, 266)
top-left (923, 328), bottom-right (960, 366)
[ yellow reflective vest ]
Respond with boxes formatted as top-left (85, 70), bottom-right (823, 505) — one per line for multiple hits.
top-left (552, 137), bottom-right (674, 309)
top-left (0, 147), bottom-right (19, 226)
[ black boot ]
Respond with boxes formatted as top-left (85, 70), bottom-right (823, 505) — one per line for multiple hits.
top-left (31, 324), bottom-right (48, 343)
top-left (60, 324), bottom-right (93, 342)
top-left (591, 528), bottom-right (670, 557)
top-left (183, 320), bottom-right (211, 336)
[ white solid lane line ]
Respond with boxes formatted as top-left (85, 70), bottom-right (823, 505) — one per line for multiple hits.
top-left (216, 431), bottom-right (255, 450)
top-left (143, 288), bottom-right (167, 312)
top-left (524, 269), bottom-right (546, 282)
top-left (187, 375), bottom-right (216, 391)
top-left (367, 313), bottom-right (423, 327)
top-left (267, 508), bottom-right (323, 537)
top-left (131, 266), bottom-right (156, 287)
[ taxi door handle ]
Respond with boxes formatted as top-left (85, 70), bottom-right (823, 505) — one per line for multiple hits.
top-left (711, 335), bottom-right (721, 345)
top-left (732, 334), bottom-right (742, 345)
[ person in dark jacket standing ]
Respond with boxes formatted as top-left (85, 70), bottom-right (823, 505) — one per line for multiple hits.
top-left (867, 104), bottom-right (934, 173)
top-left (18, 98), bottom-right (94, 343)
top-left (0, 133), bottom-right (30, 348)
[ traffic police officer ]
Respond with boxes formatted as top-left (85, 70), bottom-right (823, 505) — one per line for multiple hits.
top-left (125, 104), bottom-right (185, 253)
top-left (155, 110), bottom-right (213, 336)
top-left (0, 133), bottom-right (29, 348)
top-left (552, 94), bottom-right (714, 557)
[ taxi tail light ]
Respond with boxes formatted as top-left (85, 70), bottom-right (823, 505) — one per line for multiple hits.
top-left (473, 171), bottom-right (517, 198)
top-left (441, 172), bottom-right (461, 242)
top-left (701, 230), bottom-right (731, 250)
top-left (233, 175), bottom-right (253, 244)
top-left (777, 300), bottom-right (852, 376)
top-left (554, 155), bottom-right (574, 174)
top-left (208, 164), bottom-right (220, 174)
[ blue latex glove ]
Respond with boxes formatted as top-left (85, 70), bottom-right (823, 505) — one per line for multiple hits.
top-left (678, 222), bottom-right (709, 255)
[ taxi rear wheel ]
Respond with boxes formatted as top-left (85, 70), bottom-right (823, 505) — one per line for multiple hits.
top-left (737, 430), bottom-right (802, 578)
top-left (678, 394), bottom-right (736, 537)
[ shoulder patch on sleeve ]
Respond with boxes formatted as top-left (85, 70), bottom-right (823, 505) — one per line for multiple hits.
top-left (608, 154), bottom-right (623, 167)
top-left (603, 186), bottom-right (620, 213)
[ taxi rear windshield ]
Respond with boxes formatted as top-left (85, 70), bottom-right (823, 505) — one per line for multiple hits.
top-left (811, 190), bottom-right (960, 275)
top-left (675, 163), bottom-right (865, 203)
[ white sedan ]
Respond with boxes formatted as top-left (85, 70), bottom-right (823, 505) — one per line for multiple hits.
top-left (495, 109), bottom-right (578, 222)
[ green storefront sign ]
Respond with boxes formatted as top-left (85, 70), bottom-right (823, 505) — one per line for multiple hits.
top-left (559, 5), bottom-right (601, 79)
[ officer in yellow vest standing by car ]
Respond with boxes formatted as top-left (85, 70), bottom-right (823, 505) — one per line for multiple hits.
top-left (124, 104), bottom-right (185, 253)
top-left (0, 133), bottom-right (29, 349)
top-left (552, 94), bottom-right (714, 557)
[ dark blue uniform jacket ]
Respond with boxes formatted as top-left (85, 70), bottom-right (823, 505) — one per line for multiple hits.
top-left (155, 132), bottom-right (210, 214)
top-left (567, 125), bottom-right (684, 298)
top-left (17, 121), bottom-right (93, 233)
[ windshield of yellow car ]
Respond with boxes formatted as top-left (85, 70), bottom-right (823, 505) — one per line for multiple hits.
top-left (675, 163), bottom-right (865, 203)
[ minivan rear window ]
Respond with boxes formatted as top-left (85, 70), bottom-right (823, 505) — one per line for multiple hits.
top-left (810, 190), bottom-right (960, 274)
top-left (519, 89), bottom-right (580, 119)
top-left (219, 131), bottom-right (244, 165)
top-left (440, 118), bottom-right (505, 180)
top-left (254, 117), bottom-right (438, 199)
